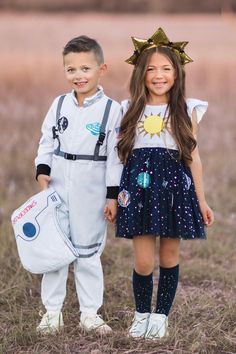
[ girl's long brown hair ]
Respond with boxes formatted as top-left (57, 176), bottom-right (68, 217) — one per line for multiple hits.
top-left (117, 46), bottom-right (197, 165)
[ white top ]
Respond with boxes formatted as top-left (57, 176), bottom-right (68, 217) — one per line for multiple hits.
top-left (121, 98), bottom-right (208, 151)
top-left (35, 87), bottom-right (122, 187)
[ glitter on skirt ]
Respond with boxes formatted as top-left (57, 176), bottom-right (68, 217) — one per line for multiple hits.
top-left (116, 147), bottom-right (206, 239)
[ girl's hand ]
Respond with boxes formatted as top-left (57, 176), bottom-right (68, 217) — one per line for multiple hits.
top-left (37, 174), bottom-right (51, 191)
top-left (104, 199), bottom-right (118, 223)
top-left (199, 201), bottom-right (214, 227)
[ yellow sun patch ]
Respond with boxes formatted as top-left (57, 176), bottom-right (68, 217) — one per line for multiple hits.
top-left (138, 114), bottom-right (166, 137)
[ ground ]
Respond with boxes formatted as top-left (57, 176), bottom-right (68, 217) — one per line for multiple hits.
top-left (0, 12), bottom-right (235, 354)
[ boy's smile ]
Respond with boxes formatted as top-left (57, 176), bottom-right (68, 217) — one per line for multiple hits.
top-left (64, 51), bottom-right (106, 105)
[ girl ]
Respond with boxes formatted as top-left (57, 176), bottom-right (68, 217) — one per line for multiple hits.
top-left (116, 28), bottom-right (214, 339)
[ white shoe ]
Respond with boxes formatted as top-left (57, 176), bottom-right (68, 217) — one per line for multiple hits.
top-left (36, 311), bottom-right (64, 334)
top-left (145, 313), bottom-right (168, 339)
top-left (80, 313), bottom-right (112, 335)
top-left (128, 312), bottom-right (150, 338)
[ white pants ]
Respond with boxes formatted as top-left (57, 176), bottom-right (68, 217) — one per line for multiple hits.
top-left (41, 253), bottom-right (104, 314)
top-left (41, 158), bottom-right (108, 313)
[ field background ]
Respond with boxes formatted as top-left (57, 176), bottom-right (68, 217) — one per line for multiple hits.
top-left (0, 10), bottom-right (236, 354)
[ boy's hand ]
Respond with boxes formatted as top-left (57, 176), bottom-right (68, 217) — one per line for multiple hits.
top-left (37, 174), bottom-right (51, 191)
top-left (199, 201), bottom-right (214, 227)
top-left (104, 199), bottom-right (118, 223)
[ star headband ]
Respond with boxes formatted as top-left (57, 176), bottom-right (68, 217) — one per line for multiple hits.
top-left (125, 27), bottom-right (193, 66)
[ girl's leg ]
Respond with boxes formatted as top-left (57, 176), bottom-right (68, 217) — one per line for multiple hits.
top-left (132, 235), bottom-right (156, 313)
top-left (155, 238), bottom-right (180, 316)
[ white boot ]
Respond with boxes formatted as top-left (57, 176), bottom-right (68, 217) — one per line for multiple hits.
top-left (145, 313), bottom-right (168, 339)
top-left (36, 311), bottom-right (64, 334)
top-left (80, 313), bottom-right (112, 335)
top-left (128, 312), bottom-right (150, 338)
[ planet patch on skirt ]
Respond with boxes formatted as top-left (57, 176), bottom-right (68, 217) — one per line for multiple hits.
top-left (137, 172), bottom-right (151, 188)
top-left (118, 189), bottom-right (131, 207)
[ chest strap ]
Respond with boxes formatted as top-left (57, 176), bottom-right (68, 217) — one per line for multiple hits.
top-left (55, 151), bottom-right (107, 161)
top-left (52, 96), bottom-right (112, 161)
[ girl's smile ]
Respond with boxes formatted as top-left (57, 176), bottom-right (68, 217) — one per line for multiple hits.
top-left (145, 52), bottom-right (175, 105)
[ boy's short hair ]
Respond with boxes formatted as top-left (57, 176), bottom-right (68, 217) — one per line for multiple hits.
top-left (63, 35), bottom-right (104, 64)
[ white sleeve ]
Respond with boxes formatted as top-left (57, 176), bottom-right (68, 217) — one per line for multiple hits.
top-left (105, 102), bottom-right (123, 187)
top-left (34, 98), bottom-right (58, 168)
top-left (121, 99), bottom-right (130, 117)
top-left (186, 98), bottom-right (208, 123)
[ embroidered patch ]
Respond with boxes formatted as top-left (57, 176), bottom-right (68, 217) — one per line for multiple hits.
top-left (138, 202), bottom-right (143, 210)
top-left (144, 158), bottom-right (150, 168)
top-left (137, 172), bottom-right (151, 188)
top-left (118, 189), bottom-right (131, 207)
top-left (184, 173), bottom-right (191, 190)
top-left (86, 122), bottom-right (101, 136)
top-left (162, 179), bottom-right (168, 188)
top-left (115, 126), bottom-right (121, 139)
top-left (138, 113), bottom-right (166, 137)
top-left (57, 116), bottom-right (68, 133)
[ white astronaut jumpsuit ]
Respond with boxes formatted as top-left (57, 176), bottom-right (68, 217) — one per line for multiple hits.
top-left (35, 87), bottom-right (122, 314)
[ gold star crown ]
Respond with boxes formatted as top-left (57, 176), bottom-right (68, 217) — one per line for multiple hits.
top-left (125, 27), bottom-right (193, 66)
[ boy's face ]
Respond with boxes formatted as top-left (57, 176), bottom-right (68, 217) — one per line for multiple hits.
top-left (64, 51), bottom-right (106, 102)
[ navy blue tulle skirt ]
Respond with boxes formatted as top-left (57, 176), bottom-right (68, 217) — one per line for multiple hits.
top-left (116, 147), bottom-right (206, 240)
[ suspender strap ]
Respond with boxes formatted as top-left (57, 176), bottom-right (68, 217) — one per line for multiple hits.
top-left (53, 95), bottom-right (66, 155)
top-left (93, 99), bottom-right (112, 161)
top-left (56, 95), bottom-right (66, 123)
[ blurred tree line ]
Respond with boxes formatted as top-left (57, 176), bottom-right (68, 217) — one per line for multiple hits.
top-left (0, 0), bottom-right (236, 13)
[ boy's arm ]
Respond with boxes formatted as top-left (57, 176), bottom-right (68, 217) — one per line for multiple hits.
top-left (105, 103), bottom-right (123, 198)
top-left (104, 103), bottom-right (123, 222)
top-left (35, 99), bottom-right (57, 185)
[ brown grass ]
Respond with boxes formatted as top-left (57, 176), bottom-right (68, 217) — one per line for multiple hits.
top-left (0, 12), bottom-right (236, 354)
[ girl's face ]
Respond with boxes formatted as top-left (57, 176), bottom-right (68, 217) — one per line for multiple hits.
top-left (145, 52), bottom-right (176, 105)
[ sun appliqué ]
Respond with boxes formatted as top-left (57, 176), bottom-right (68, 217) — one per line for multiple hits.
top-left (138, 113), bottom-right (166, 137)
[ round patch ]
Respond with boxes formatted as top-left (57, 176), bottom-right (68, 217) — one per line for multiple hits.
top-left (139, 114), bottom-right (165, 137)
top-left (22, 222), bottom-right (36, 238)
top-left (137, 172), bottom-right (151, 188)
top-left (58, 116), bottom-right (68, 133)
top-left (118, 189), bottom-right (131, 208)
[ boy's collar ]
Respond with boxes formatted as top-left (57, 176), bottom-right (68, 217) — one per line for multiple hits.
top-left (72, 86), bottom-right (104, 107)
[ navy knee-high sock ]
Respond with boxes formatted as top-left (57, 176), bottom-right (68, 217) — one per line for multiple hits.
top-left (133, 269), bottom-right (153, 313)
top-left (155, 264), bottom-right (179, 316)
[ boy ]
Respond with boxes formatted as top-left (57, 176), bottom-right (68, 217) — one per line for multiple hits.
top-left (35, 36), bottom-right (121, 334)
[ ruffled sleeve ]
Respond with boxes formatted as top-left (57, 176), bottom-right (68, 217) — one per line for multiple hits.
top-left (186, 98), bottom-right (208, 123)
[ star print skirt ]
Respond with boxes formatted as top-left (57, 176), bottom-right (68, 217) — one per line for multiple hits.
top-left (116, 147), bottom-right (206, 240)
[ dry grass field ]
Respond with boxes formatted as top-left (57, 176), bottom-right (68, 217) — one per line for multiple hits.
top-left (0, 11), bottom-right (236, 354)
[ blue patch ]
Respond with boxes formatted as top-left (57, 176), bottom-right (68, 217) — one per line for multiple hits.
top-left (115, 127), bottom-right (120, 134)
top-left (86, 122), bottom-right (101, 136)
top-left (137, 172), bottom-right (151, 188)
top-left (22, 222), bottom-right (36, 238)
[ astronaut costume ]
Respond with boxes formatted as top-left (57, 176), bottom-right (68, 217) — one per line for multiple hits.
top-left (35, 87), bottom-right (122, 314)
